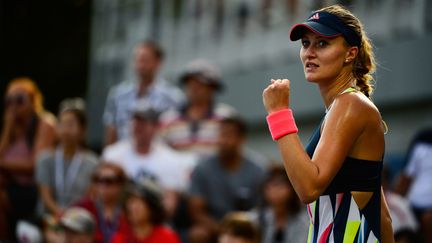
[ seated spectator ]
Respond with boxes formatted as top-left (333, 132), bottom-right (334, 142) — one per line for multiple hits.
top-left (250, 166), bottom-right (309, 243)
top-left (36, 98), bottom-right (98, 215)
top-left (103, 101), bottom-right (193, 218)
top-left (103, 40), bottom-right (184, 145)
top-left (188, 117), bottom-right (265, 243)
top-left (60, 207), bottom-right (96, 243)
top-left (219, 212), bottom-right (260, 243)
top-left (382, 166), bottom-right (418, 243)
top-left (395, 128), bottom-right (432, 243)
top-left (0, 78), bottom-right (56, 241)
top-left (111, 179), bottom-right (180, 243)
top-left (75, 162), bottom-right (128, 243)
top-left (159, 59), bottom-right (236, 159)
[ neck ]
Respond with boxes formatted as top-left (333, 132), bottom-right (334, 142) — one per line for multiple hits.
top-left (101, 200), bottom-right (118, 219)
top-left (272, 204), bottom-right (288, 227)
top-left (187, 100), bottom-right (212, 120)
top-left (318, 70), bottom-right (355, 109)
top-left (135, 140), bottom-right (151, 154)
top-left (138, 75), bottom-right (155, 96)
top-left (133, 222), bottom-right (153, 239)
top-left (63, 144), bottom-right (79, 159)
top-left (220, 151), bottom-right (242, 171)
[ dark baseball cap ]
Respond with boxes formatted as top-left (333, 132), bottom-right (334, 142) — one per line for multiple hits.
top-left (290, 11), bottom-right (361, 47)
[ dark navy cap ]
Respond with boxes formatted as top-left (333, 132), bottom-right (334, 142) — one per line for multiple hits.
top-left (290, 11), bottom-right (361, 47)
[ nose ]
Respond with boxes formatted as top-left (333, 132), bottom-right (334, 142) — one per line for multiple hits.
top-left (303, 45), bottom-right (317, 59)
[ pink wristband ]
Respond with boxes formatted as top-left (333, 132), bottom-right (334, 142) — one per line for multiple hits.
top-left (266, 109), bottom-right (298, 140)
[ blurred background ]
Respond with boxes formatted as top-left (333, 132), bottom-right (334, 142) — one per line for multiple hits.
top-left (1, 0), bottom-right (431, 171)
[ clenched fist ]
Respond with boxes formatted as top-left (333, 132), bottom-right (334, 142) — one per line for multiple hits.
top-left (262, 79), bottom-right (291, 114)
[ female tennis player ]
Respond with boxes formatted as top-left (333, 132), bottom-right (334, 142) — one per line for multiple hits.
top-left (263, 5), bottom-right (394, 243)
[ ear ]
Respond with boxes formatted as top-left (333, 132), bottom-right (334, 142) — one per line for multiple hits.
top-left (345, 46), bottom-right (359, 63)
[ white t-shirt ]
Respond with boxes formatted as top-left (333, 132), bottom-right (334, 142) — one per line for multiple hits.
top-left (385, 192), bottom-right (418, 233)
top-left (405, 143), bottom-right (432, 208)
top-left (102, 140), bottom-right (196, 192)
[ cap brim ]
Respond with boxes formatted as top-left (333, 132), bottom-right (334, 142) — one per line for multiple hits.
top-left (290, 22), bottom-right (341, 41)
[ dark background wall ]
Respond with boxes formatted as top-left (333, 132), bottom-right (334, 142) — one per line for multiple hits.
top-left (0, 0), bottom-right (92, 119)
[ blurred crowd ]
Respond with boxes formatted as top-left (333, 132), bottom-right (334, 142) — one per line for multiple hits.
top-left (0, 40), bottom-right (431, 243)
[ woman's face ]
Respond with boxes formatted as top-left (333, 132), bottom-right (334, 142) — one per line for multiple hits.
top-left (5, 87), bottom-right (34, 118)
top-left (126, 195), bottom-right (151, 225)
top-left (58, 111), bottom-right (84, 147)
top-left (300, 31), bottom-right (351, 83)
top-left (264, 178), bottom-right (294, 207)
top-left (93, 167), bottom-right (123, 203)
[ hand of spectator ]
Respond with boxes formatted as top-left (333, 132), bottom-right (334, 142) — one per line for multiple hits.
top-left (263, 79), bottom-right (291, 114)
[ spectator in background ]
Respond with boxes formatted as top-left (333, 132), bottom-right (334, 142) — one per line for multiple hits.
top-left (0, 78), bottom-right (56, 241)
top-left (36, 98), bottom-right (98, 216)
top-left (103, 101), bottom-right (193, 220)
top-left (188, 117), bottom-right (265, 243)
top-left (111, 179), bottom-right (180, 243)
top-left (60, 207), bottom-right (96, 243)
top-left (395, 128), bottom-right (432, 243)
top-left (75, 162), bottom-right (128, 243)
top-left (219, 212), bottom-right (260, 243)
top-left (159, 59), bottom-right (236, 159)
top-left (250, 166), bottom-right (309, 243)
top-left (103, 40), bottom-right (184, 145)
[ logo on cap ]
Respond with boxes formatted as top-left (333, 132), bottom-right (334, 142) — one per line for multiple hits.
top-left (308, 13), bottom-right (320, 20)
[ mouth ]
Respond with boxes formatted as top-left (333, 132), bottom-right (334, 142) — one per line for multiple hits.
top-left (305, 62), bottom-right (319, 70)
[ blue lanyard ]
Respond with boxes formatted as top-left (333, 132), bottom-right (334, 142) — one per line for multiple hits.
top-left (55, 146), bottom-right (83, 206)
top-left (96, 200), bottom-right (121, 243)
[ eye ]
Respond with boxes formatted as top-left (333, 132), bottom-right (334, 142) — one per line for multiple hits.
top-left (301, 39), bottom-right (310, 47)
top-left (318, 40), bottom-right (328, 47)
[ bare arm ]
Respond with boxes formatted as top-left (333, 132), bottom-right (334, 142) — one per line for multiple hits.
top-left (394, 173), bottom-right (412, 196)
top-left (263, 80), bottom-right (369, 203)
top-left (39, 185), bottom-right (63, 216)
top-left (189, 196), bottom-right (219, 230)
top-left (381, 188), bottom-right (395, 243)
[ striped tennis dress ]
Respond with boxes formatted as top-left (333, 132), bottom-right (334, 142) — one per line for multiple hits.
top-left (305, 121), bottom-right (383, 243)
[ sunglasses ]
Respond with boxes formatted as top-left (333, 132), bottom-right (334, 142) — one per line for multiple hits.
top-left (5, 94), bottom-right (29, 106)
top-left (92, 176), bottom-right (122, 185)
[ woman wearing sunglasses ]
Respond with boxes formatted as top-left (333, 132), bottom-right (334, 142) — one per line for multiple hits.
top-left (75, 162), bottom-right (128, 243)
top-left (0, 77), bottom-right (56, 241)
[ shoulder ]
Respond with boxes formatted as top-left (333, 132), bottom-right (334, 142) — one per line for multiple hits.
top-left (159, 108), bottom-right (183, 126)
top-left (108, 81), bottom-right (135, 97)
top-left (244, 158), bottom-right (265, 173)
top-left (193, 156), bottom-right (217, 173)
top-left (327, 92), bottom-right (381, 131)
top-left (82, 150), bottom-right (99, 165)
top-left (102, 140), bottom-right (131, 162)
top-left (38, 112), bottom-right (57, 131)
top-left (153, 226), bottom-right (180, 242)
top-left (332, 92), bottom-right (380, 120)
top-left (36, 149), bottom-right (55, 164)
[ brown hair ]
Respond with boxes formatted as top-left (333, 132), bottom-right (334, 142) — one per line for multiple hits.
top-left (92, 162), bottom-right (127, 184)
top-left (220, 212), bottom-right (260, 243)
top-left (262, 165), bottom-right (301, 213)
top-left (319, 5), bottom-right (376, 97)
